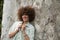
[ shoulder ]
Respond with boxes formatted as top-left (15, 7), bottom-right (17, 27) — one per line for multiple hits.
top-left (9, 21), bottom-right (22, 31)
top-left (11, 21), bottom-right (22, 28)
top-left (28, 23), bottom-right (34, 29)
top-left (14, 21), bottom-right (22, 24)
top-left (28, 23), bottom-right (35, 31)
top-left (13, 21), bottom-right (22, 25)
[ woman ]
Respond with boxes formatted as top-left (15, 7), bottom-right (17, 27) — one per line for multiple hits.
top-left (8, 6), bottom-right (35, 40)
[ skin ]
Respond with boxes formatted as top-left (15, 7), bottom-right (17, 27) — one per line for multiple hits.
top-left (9, 14), bottom-right (30, 40)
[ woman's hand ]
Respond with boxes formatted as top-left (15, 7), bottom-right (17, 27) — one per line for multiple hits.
top-left (18, 25), bottom-right (22, 31)
top-left (21, 24), bottom-right (26, 31)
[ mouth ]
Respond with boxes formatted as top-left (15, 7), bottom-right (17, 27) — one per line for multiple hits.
top-left (23, 16), bottom-right (27, 18)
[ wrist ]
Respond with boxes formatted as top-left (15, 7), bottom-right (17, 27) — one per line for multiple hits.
top-left (16, 29), bottom-right (19, 33)
top-left (23, 32), bottom-right (27, 37)
top-left (22, 31), bottom-right (26, 34)
top-left (16, 28), bottom-right (20, 32)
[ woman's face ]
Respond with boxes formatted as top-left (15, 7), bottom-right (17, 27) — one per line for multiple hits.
top-left (22, 14), bottom-right (29, 22)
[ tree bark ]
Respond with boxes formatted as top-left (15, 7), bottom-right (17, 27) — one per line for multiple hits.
top-left (1, 0), bottom-right (60, 40)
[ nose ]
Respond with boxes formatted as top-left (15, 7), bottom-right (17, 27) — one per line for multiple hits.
top-left (23, 16), bottom-right (28, 18)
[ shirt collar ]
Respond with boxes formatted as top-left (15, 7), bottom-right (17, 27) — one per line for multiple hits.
top-left (25, 22), bottom-right (30, 27)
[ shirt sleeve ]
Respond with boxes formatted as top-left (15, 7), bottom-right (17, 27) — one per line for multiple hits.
top-left (28, 25), bottom-right (35, 40)
top-left (8, 21), bottom-right (22, 34)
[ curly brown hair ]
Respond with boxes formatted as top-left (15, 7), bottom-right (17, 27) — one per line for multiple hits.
top-left (17, 6), bottom-right (35, 22)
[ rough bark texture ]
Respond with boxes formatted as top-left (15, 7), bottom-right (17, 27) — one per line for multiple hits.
top-left (1, 0), bottom-right (60, 40)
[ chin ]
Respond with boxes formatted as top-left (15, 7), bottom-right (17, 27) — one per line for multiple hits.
top-left (23, 20), bottom-right (26, 21)
top-left (24, 20), bottom-right (27, 22)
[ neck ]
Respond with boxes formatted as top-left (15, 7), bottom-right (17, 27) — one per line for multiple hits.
top-left (23, 21), bottom-right (29, 24)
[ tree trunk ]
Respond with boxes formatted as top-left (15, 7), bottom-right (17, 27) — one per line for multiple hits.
top-left (1, 0), bottom-right (60, 40)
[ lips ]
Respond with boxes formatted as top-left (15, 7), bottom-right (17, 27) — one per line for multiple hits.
top-left (23, 16), bottom-right (27, 18)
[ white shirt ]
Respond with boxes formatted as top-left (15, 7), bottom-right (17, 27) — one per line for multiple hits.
top-left (8, 21), bottom-right (35, 40)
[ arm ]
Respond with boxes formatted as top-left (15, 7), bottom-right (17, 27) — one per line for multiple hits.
top-left (23, 31), bottom-right (30, 40)
top-left (22, 26), bottom-right (35, 40)
top-left (21, 25), bottom-right (30, 40)
top-left (9, 26), bottom-right (22, 38)
top-left (8, 21), bottom-right (22, 38)
top-left (9, 29), bottom-right (19, 38)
